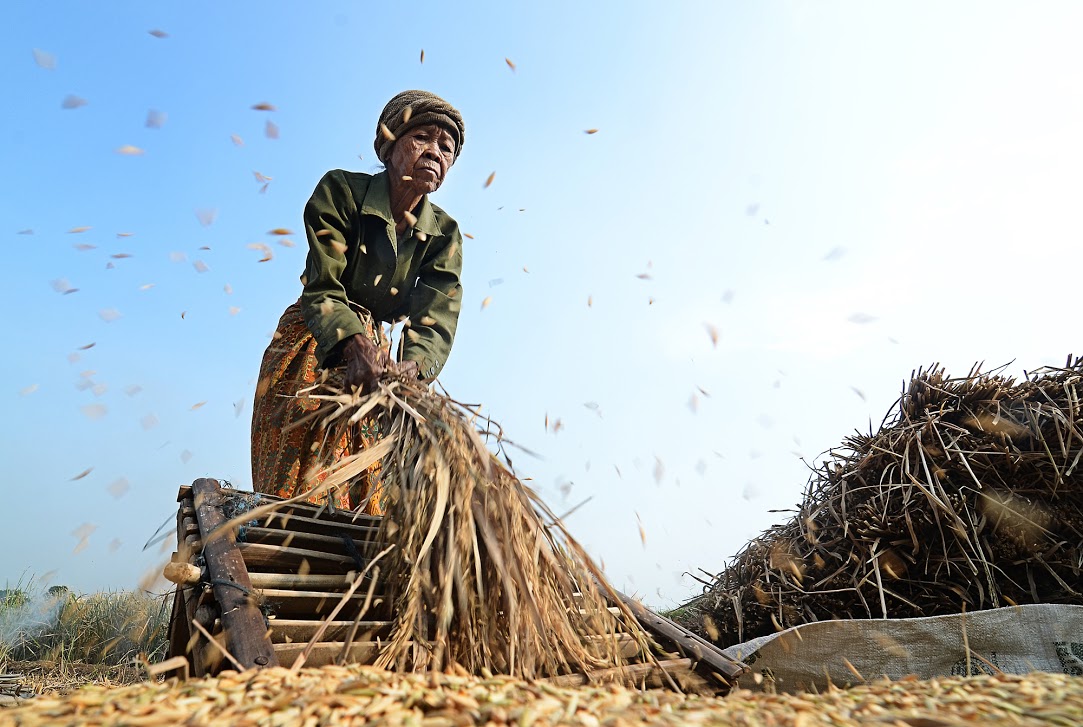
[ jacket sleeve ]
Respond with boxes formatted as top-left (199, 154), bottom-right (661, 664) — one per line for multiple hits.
top-left (299, 170), bottom-right (372, 367)
top-left (401, 222), bottom-right (464, 379)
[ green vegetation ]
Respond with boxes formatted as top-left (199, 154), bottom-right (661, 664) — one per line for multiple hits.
top-left (0, 581), bottom-right (169, 668)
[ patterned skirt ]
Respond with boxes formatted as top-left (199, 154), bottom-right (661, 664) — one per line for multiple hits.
top-left (250, 300), bottom-right (386, 514)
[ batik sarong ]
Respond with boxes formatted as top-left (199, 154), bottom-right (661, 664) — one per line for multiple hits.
top-left (251, 300), bottom-right (386, 513)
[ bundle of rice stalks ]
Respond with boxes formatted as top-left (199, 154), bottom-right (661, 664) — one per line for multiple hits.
top-left (233, 372), bottom-right (645, 680)
top-left (679, 357), bottom-right (1083, 647)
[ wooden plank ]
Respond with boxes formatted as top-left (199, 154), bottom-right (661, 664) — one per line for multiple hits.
top-left (272, 641), bottom-right (386, 668)
top-left (180, 485), bottom-right (382, 526)
top-left (255, 588), bottom-right (388, 618)
top-left (237, 542), bottom-right (360, 572)
top-left (248, 572), bottom-right (361, 590)
top-left (253, 496), bottom-right (382, 525)
top-left (546, 658), bottom-right (693, 688)
top-left (266, 619), bottom-right (393, 643)
top-left (260, 511), bottom-right (379, 539)
top-left (241, 527), bottom-right (374, 558)
top-left (173, 496), bottom-right (207, 677)
top-left (609, 589), bottom-right (746, 682)
top-left (192, 477), bottom-right (279, 671)
top-left (166, 587), bottom-right (191, 676)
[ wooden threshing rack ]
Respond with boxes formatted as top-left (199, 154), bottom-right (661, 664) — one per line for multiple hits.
top-left (166, 478), bottom-right (745, 692)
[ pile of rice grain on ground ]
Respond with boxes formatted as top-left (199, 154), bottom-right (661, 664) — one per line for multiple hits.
top-left (3, 664), bottom-right (1081, 725)
top-left (678, 358), bottom-right (1083, 647)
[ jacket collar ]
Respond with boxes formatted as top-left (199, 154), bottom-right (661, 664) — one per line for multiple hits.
top-left (360, 170), bottom-right (440, 236)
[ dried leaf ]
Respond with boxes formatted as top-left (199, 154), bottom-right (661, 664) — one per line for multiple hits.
top-left (61, 95), bottom-right (88, 109)
top-left (195, 208), bottom-right (217, 226)
top-left (265, 120), bottom-right (279, 139)
top-left (148, 29), bottom-right (168, 38)
top-left (81, 404), bottom-right (107, 419)
top-left (193, 260), bottom-right (210, 273)
top-left (68, 226), bottom-right (92, 234)
top-left (190, 401), bottom-right (207, 410)
top-left (71, 523), bottom-right (97, 555)
top-left (19, 383), bottom-right (39, 396)
top-left (145, 109), bottom-right (167, 128)
top-left (379, 123), bottom-right (396, 142)
top-left (584, 128), bottom-right (598, 134)
top-left (32, 48), bottom-right (57, 70)
top-left (705, 323), bottom-right (720, 348)
top-left (483, 171), bottom-right (496, 188)
top-left (70, 467), bottom-right (93, 481)
top-left (251, 102), bottom-right (277, 111)
top-left (419, 48), bottom-right (425, 63)
top-left (108, 477), bottom-right (130, 498)
top-left (268, 228), bottom-right (293, 235)
top-left (98, 308), bottom-right (121, 322)
top-left (480, 296), bottom-right (492, 310)
top-left (463, 232), bottom-right (475, 239)
top-left (230, 134), bottom-right (244, 146)
top-left (505, 57), bottom-right (516, 71)
top-left (115, 145), bottom-right (145, 156)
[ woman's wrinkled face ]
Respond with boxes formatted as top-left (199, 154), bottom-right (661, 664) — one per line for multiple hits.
top-left (388, 123), bottom-right (456, 194)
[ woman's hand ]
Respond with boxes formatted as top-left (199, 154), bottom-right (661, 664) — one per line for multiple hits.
top-left (343, 334), bottom-right (389, 394)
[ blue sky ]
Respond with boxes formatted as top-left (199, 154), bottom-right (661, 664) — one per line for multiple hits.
top-left (3, 1), bottom-right (1083, 608)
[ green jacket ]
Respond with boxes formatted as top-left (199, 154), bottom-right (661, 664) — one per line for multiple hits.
top-left (300, 169), bottom-right (464, 379)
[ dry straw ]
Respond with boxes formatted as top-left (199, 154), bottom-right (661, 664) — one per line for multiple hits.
top-left (238, 369), bottom-right (647, 680)
top-left (680, 357), bottom-right (1083, 647)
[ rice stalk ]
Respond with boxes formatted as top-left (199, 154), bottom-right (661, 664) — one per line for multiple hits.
top-left (235, 373), bottom-right (645, 681)
top-left (679, 356), bottom-right (1083, 647)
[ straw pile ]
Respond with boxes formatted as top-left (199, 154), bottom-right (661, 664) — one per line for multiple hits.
top-left (4, 664), bottom-right (1082, 725)
top-left (235, 371), bottom-right (642, 680)
top-left (679, 357), bottom-right (1083, 647)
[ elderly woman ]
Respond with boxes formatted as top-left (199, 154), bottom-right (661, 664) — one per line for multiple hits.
top-left (251, 90), bottom-right (465, 514)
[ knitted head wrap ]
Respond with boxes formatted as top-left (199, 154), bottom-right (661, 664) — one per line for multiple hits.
top-left (374, 90), bottom-right (465, 165)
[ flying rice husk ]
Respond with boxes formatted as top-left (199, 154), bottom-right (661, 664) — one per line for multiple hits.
top-left (277, 371), bottom-right (644, 680)
top-left (677, 357), bottom-right (1083, 647)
